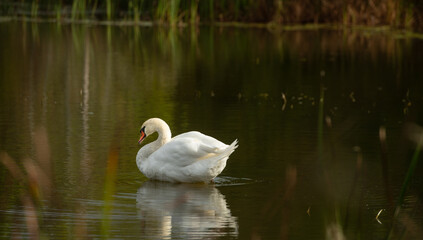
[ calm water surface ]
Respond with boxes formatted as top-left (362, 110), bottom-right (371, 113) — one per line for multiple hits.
top-left (1, 22), bottom-right (423, 239)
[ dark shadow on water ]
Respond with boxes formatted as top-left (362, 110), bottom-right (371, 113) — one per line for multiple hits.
top-left (213, 176), bottom-right (259, 187)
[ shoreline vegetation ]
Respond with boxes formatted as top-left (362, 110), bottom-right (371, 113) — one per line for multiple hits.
top-left (1, 0), bottom-right (423, 32)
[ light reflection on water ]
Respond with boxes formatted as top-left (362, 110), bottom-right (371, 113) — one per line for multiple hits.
top-left (0, 22), bottom-right (423, 239)
top-left (136, 181), bottom-right (238, 239)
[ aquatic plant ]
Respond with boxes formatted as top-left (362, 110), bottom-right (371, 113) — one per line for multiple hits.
top-left (128, 0), bottom-right (143, 22)
top-left (190, 0), bottom-right (198, 25)
top-left (30, 0), bottom-right (38, 19)
top-left (0, 128), bottom-right (52, 238)
top-left (106, 0), bottom-right (112, 20)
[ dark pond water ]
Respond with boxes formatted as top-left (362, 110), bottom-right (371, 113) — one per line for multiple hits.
top-left (1, 22), bottom-right (423, 239)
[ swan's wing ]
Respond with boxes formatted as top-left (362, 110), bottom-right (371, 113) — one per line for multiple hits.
top-left (150, 131), bottom-right (228, 167)
top-left (173, 131), bottom-right (227, 149)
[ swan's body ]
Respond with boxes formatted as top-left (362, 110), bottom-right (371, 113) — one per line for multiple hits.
top-left (136, 118), bottom-right (238, 183)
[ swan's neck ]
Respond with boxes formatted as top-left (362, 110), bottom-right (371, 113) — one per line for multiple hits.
top-left (156, 124), bottom-right (171, 147)
top-left (140, 121), bottom-right (172, 158)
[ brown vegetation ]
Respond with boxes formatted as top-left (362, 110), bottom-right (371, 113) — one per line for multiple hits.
top-left (0, 0), bottom-right (423, 31)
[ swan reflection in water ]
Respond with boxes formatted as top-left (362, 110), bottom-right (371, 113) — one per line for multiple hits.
top-left (136, 181), bottom-right (238, 239)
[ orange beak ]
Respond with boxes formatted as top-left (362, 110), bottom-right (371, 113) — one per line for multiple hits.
top-left (138, 131), bottom-right (146, 144)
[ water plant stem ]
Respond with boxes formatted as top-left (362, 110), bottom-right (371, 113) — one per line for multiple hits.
top-left (106, 0), bottom-right (112, 20)
top-left (397, 137), bottom-right (422, 206)
top-left (388, 134), bottom-right (422, 239)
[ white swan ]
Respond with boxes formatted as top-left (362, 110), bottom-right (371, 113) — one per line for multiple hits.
top-left (136, 118), bottom-right (238, 183)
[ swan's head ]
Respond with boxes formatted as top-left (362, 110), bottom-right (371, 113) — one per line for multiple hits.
top-left (138, 118), bottom-right (170, 144)
top-left (138, 121), bottom-right (154, 144)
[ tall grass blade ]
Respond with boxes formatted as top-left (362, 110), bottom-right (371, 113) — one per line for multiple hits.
top-left (190, 0), bottom-right (198, 25)
top-left (398, 138), bottom-right (421, 206)
top-left (31, 1), bottom-right (38, 19)
top-left (106, 0), bottom-right (112, 20)
top-left (170, 0), bottom-right (181, 26)
top-left (156, 0), bottom-right (167, 23)
top-left (132, 0), bottom-right (143, 23)
top-left (209, 0), bottom-right (214, 22)
top-left (55, 3), bottom-right (62, 22)
top-left (388, 124), bottom-right (423, 239)
top-left (71, 0), bottom-right (78, 20)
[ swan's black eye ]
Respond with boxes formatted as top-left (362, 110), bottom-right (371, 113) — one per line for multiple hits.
top-left (140, 126), bottom-right (145, 133)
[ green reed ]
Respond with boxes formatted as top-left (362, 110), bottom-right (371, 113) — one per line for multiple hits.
top-left (129, 0), bottom-right (143, 22)
top-left (71, 0), bottom-right (87, 20)
top-left (156, 0), bottom-right (166, 23)
top-left (30, 0), bottom-right (38, 19)
top-left (387, 138), bottom-right (422, 239)
top-left (209, 0), bottom-right (214, 22)
top-left (169, 0), bottom-right (180, 26)
top-left (398, 137), bottom-right (421, 206)
top-left (106, 0), bottom-right (112, 20)
top-left (190, 0), bottom-right (198, 25)
top-left (55, 3), bottom-right (62, 22)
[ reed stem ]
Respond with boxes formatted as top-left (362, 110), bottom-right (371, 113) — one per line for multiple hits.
top-left (106, 0), bottom-right (112, 20)
top-left (397, 137), bottom-right (421, 206)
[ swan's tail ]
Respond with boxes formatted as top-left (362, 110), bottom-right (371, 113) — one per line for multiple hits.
top-left (193, 139), bottom-right (238, 182)
top-left (222, 139), bottom-right (238, 157)
top-left (212, 139), bottom-right (238, 163)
